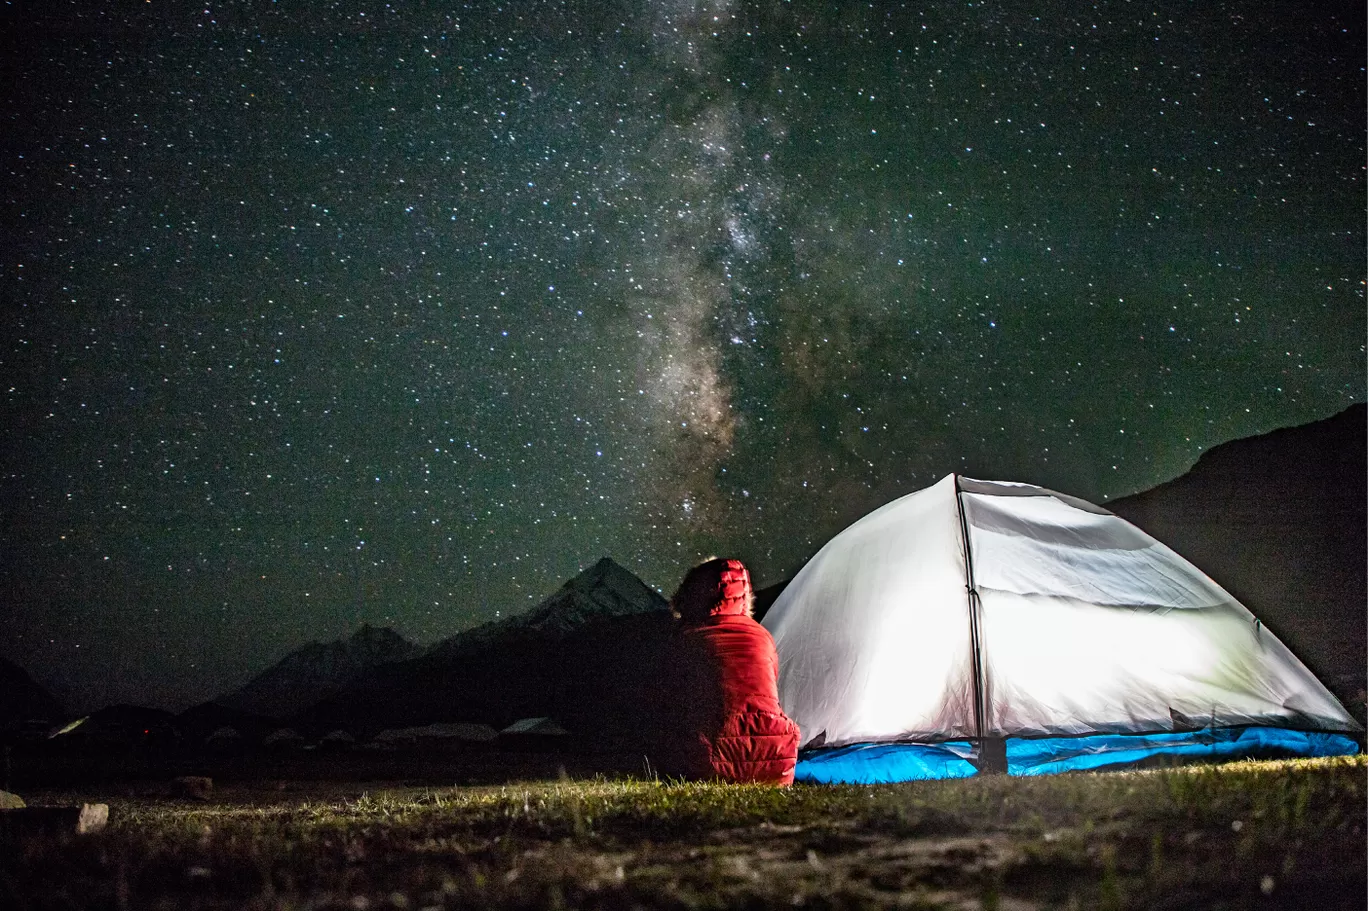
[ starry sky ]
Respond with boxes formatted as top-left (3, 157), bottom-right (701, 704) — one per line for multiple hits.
top-left (3, 1), bottom-right (1363, 712)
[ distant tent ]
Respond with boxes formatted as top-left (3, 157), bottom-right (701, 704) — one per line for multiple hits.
top-left (501, 717), bottom-right (568, 737)
top-left (317, 729), bottom-right (355, 751)
top-left (499, 716), bottom-right (570, 753)
top-left (204, 725), bottom-right (243, 752)
top-left (50, 705), bottom-right (180, 753)
top-left (763, 475), bottom-right (1361, 783)
top-left (263, 728), bottom-right (305, 752)
top-left (425, 721), bottom-right (499, 742)
top-left (372, 722), bottom-right (498, 747)
top-left (177, 701), bottom-right (277, 746)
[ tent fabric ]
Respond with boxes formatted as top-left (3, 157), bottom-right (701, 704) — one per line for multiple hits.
top-left (794, 728), bottom-right (1359, 783)
top-left (962, 484), bottom-right (1350, 736)
top-left (765, 477), bottom-right (979, 746)
top-left (764, 474), bottom-right (1360, 781)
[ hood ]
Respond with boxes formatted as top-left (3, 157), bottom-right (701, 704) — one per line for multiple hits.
top-left (673, 558), bottom-right (753, 622)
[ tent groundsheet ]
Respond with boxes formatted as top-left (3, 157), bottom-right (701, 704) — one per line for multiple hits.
top-left (795, 727), bottom-right (1359, 784)
top-left (795, 741), bottom-right (978, 784)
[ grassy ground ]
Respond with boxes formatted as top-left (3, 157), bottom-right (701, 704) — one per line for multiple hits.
top-left (2, 754), bottom-right (1363, 910)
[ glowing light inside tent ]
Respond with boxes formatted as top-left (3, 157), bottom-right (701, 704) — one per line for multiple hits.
top-left (857, 571), bottom-right (976, 739)
top-left (768, 474), bottom-right (1360, 756)
top-left (980, 590), bottom-right (1222, 734)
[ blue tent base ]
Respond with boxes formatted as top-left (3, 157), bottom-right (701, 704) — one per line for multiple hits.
top-left (795, 727), bottom-right (1360, 784)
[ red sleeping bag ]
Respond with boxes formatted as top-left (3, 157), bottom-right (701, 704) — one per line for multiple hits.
top-left (663, 559), bottom-right (800, 785)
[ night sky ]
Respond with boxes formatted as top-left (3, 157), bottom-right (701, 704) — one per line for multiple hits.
top-left (3, 1), bottom-right (1363, 712)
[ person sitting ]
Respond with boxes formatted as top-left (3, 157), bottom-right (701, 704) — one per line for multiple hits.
top-left (658, 557), bottom-right (800, 785)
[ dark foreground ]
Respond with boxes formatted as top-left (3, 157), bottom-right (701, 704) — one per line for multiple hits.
top-left (2, 754), bottom-right (1363, 910)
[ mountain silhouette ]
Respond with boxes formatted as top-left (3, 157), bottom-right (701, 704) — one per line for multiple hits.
top-left (0, 655), bottom-right (65, 731)
top-left (1109, 404), bottom-right (1365, 716)
top-left (216, 623), bottom-right (421, 719)
top-left (295, 557), bottom-right (671, 739)
top-left (427, 556), bottom-right (668, 658)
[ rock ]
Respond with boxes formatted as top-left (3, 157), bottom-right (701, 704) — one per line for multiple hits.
top-left (77, 803), bottom-right (108, 834)
top-left (0, 803), bottom-right (108, 838)
top-left (171, 776), bottom-right (214, 800)
top-left (0, 790), bottom-right (25, 809)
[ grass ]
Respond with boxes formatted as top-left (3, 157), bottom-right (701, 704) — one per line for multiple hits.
top-left (2, 754), bottom-right (1363, 910)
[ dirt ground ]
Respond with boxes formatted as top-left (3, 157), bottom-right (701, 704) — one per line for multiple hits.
top-left (2, 754), bottom-right (1364, 910)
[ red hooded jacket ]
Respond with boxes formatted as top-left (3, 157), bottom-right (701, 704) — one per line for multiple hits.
top-left (662, 559), bottom-right (799, 785)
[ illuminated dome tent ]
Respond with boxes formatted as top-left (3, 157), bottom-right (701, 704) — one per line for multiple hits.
top-left (763, 475), bottom-right (1360, 783)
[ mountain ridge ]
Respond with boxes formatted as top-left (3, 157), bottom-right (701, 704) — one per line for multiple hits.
top-left (1109, 403), bottom-right (1365, 713)
top-left (0, 654), bottom-right (66, 730)
top-left (428, 555), bottom-right (667, 659)
top-left (219, 557), bottom-right (667, 728)
top-left (215, 623), bottom-right (421, 719)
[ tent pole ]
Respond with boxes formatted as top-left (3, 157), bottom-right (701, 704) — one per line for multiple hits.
top-left (955, 475), bottom-right (1003, 772)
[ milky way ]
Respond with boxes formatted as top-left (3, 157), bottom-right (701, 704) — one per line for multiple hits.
top-left (2, 1), bottom-right (1362, 709)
